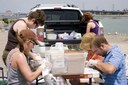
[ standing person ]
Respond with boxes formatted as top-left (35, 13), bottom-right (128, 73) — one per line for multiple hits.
top-left (6, 29), bottom-right (46, 85)
top-left (2, 10), bottom-right (45, 65)
top-left (88, 35), bottom-right (127, 85)
top-left (81, 12), bottom-right (100, 35)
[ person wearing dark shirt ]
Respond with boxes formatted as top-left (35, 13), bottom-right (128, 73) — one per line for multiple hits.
top-left (2, 10), bottom-right (45, 65)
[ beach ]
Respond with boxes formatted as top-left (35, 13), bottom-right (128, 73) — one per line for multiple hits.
top-left (0, 31), bottom-right (128, 78)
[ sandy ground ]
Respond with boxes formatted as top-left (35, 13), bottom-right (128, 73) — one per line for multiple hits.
top-left (0, 31), bottom-right (8, 77)
top-left (0, 31), bottom-right (128, 83)
top-left (105, 34), bottom-right (128, 54)
top-left (0, 32), bottom-right (8, 76)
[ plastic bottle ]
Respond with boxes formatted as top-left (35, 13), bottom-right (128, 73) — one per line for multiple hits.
top-left (56, 76), bottom-right (65, 85)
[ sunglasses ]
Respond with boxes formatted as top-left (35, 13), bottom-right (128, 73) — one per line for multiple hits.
top-left (30, 40), bottom-right (36, 45)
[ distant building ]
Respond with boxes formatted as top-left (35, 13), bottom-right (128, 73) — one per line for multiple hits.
top-left (0, 11), bottom-right (27, 18)
top-left (5, 10), bottom-right (13, 16)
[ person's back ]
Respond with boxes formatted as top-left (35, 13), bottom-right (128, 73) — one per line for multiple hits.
top-left (6, 48), bottom-right (28, 85)
top-left (81, 12), bottom-right (100, 35)
top-left (89, 20), bottom-right (99, 35)
top-left (5, 19), bottom-right (26, 52)
top-left (102, 45), bottom-right (127, 85)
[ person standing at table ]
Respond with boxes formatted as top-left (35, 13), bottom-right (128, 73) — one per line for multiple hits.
top-left (6, 29), bottom-right (47, 85)
top-left (81, 12), bottom-right (100, 35)
top-left (88, 35), bottom-right (127, 85)
top-left (2, 10), bottom-right (45, 65)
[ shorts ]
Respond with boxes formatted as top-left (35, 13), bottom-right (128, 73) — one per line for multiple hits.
top-left (2, 50), bottom-right (10, 65)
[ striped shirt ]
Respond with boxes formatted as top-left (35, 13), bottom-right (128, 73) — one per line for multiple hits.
top-left (102, 45), bottom-right (127, 85)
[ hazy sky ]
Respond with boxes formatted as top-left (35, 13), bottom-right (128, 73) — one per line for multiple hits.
top-left (0, 0), bottom-right (128, 13)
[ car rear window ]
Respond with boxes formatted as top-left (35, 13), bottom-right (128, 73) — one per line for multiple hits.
top-left (43, 9), bottom-right (81, 20)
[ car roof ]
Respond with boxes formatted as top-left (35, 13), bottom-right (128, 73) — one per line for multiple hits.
top-left (30, 4), bottom-right (83, 14)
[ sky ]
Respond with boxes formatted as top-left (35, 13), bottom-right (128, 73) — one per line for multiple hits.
top-left (0, 0), bottom-right (128, 13)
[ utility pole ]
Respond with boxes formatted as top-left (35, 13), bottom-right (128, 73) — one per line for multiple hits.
top-left (82, 0), bottom-right (85, 10)
top-left (112, 4), bottom-right (115, 11)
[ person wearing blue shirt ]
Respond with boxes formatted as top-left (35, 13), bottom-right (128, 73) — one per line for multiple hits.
top-left (88, 35), bottom-right (127, 85)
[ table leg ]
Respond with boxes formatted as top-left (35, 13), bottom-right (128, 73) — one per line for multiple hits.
top-left (36, 78), bottom-right (38, 85)
top-left (88, 78), bottom-right (92, 85)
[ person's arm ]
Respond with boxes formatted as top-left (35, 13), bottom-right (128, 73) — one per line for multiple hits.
top-left (96, 61), bottom-right (116, 74)
top-left (27, 51), bottom-right (42, 60)
top-left (13, 20), bottom-right (27, 34)
top-left (17, 53), bottom-right (44, 82)
top-left (88, 60), bottom-right (116, 74)
top-left (86, 23), bottom-right (92, 33)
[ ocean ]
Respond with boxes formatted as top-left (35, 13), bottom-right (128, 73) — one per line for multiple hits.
top-left (1, 15), bottom-right (128, 35)
top-left (94, 15), bottom-right (128, 34)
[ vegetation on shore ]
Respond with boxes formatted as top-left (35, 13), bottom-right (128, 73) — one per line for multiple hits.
top-left (0, 18), bottom-right (16, 24)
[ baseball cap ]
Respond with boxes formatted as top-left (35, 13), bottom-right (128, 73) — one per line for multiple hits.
top-left (19, 29), bottom-right (38, 45)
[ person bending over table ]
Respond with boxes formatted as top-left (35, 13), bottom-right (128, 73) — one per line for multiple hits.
top-left (2, 10), bottom-right (45, 65)
top-left (88, 35), bottom-right (127, 85)
top-left (69, 33), bottom-right (103, 85)
top-left (6, 29), bottom-right (46, 85)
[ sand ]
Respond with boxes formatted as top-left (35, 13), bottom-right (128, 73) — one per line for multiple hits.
top-left (105, 34), bottom-right (128, 54)
top-left (0, 31), bottom-right (128, 77)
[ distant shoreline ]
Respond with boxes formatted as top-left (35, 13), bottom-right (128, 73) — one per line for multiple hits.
top-left (94, 14), bottom-right (128, 19)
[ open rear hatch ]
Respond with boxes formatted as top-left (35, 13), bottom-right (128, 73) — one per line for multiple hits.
top-left (42, 9), bottom-right (85, 45)
top-left (44, 20), bottom-right (84, 45)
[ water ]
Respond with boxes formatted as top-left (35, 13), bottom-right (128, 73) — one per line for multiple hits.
top-left (95, 16), bottom-right (128, 34)
top-left (1, 15), bottom-right (128, 35)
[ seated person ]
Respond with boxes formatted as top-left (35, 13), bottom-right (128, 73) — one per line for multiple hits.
top-left (80, 32), bottom-right (103, 61)
top-left (70, 33), bottom-right (103, 85)
top-left (6, 29), bottom-right (46, 85)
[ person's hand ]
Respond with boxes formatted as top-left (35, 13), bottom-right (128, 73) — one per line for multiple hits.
top-left (39, 61), bottom-right (46, 70)
top-left (44, 73), bottom-right (57, 84)
top-left (89, 60), bottom-right (99, 65)
top-left (86, 59), bottom-right (99, 67)
top-left (41, 67), bottom-right (51, 77)
top-left (39, 59), bottom-right (52, 77)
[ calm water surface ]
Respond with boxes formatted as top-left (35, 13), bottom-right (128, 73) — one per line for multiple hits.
top-left (95, 16), bottom-right (128, 34)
